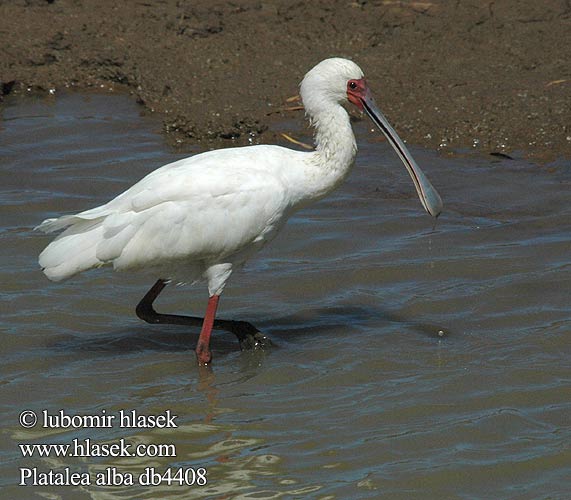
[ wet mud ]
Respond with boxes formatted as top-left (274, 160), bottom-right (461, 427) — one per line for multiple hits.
top-left (1, 0), bottom-right (570, 159)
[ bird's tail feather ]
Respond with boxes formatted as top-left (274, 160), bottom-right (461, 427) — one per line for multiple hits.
top-left (35, 215), bottom-right (78, 234)
top-left (37, 216), bottom-right (106, 281)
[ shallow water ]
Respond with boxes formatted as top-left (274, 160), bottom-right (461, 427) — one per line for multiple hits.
top-left (1, 92), bottom-right (570, 499)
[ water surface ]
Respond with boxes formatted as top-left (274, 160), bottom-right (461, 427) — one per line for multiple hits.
top-left (1, 92), bottom-right (570, 499)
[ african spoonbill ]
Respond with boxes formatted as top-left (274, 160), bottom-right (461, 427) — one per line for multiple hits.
top-left (37, 58), bottom-right (442, 366)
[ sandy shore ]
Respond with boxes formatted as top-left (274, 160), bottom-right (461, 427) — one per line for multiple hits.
top-left (1, 0), bottom-right (570, 160)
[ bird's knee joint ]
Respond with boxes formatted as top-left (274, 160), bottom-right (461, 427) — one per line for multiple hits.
top-left (136, 304), bottom-right (158, 323)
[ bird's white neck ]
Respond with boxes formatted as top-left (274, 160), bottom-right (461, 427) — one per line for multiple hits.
top-left (305, 103), bottom-right (357, 199)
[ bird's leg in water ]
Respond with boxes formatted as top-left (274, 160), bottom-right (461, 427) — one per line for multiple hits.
top-left (136, 279), bottom-right (272, 352)
top-left (195, 294), bottom-right (218, 365)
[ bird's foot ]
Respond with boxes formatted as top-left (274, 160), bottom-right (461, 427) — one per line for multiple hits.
top-left (240, 331), bottom-right (273, 351)
top-left (195, 343), bottom-right (212, 366)
top-left (230, 321), bottom-right (273, 351)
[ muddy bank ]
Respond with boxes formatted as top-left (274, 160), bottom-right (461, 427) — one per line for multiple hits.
top-left (1, 0), bottom-right (570, 159)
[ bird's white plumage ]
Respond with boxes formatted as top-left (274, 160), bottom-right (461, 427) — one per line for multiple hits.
top-left (37, 58), bottom-right (366, 295)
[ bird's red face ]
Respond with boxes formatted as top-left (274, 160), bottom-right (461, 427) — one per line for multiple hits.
top-left (346, 78), bottom-right (369, 110)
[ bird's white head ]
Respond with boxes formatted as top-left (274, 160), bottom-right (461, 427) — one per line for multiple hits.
top-left (300, 58), bottom-right (365, 116)
top-left (300, 57), bottom-right (443, 218)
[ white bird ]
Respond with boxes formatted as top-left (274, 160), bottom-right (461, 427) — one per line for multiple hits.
top-left (37, 58), bottom-right (442, 366)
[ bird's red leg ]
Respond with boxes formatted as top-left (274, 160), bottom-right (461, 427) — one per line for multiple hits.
top-left (195, 295), bottom-right (220, 366)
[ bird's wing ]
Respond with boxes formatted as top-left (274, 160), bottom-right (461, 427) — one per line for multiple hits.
top-left (91, 152), bottom-right (292, 270)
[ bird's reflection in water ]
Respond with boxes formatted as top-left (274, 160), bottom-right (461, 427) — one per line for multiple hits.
top-left (195, 346), bottom-right (268, 425)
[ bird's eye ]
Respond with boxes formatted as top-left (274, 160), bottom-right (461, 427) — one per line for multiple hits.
top-left (349, 81), bottom-right (357, 90)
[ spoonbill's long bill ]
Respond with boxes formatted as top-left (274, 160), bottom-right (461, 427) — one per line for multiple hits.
top-left (37, 58), bottom-right (442, 366)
